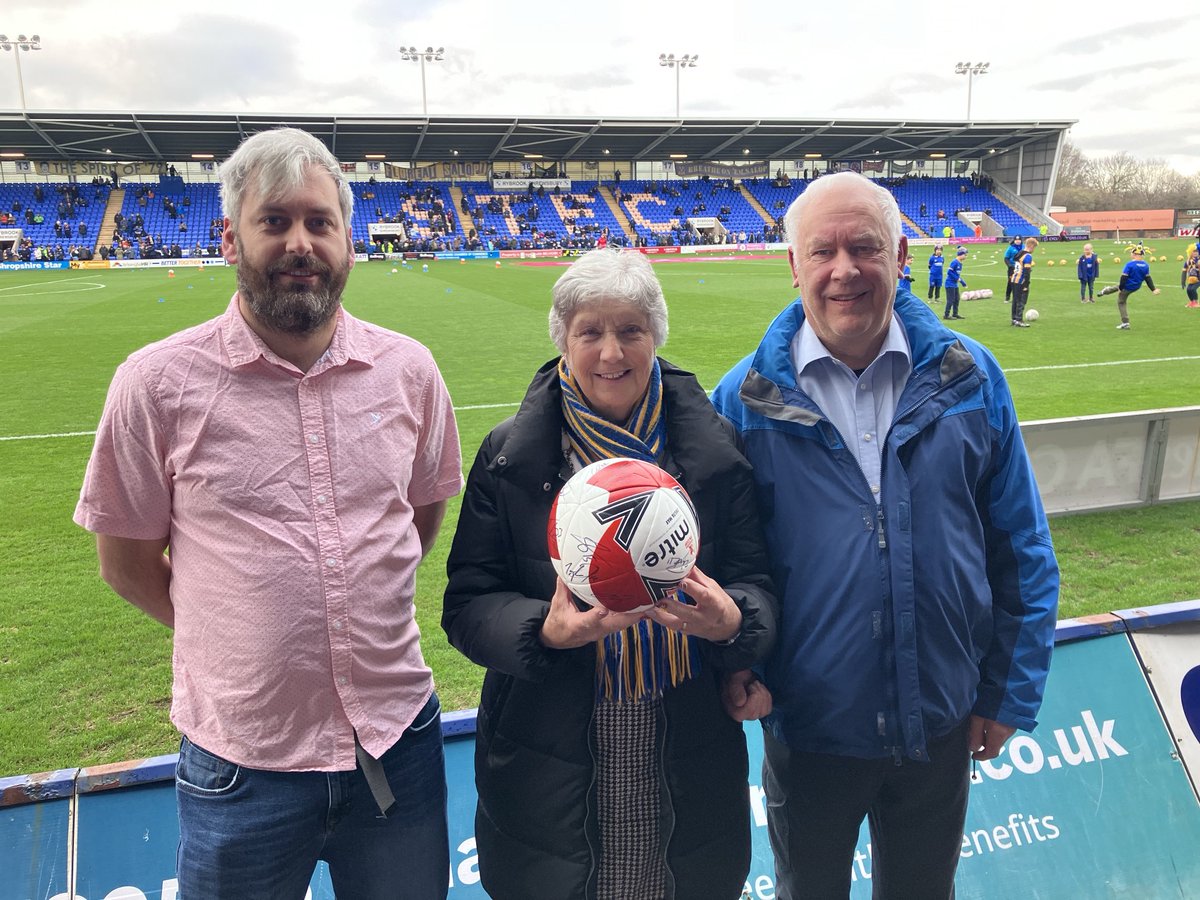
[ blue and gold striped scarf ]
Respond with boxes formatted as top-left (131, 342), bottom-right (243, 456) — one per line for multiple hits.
top-left (558, 357), bottom-right (700, 703)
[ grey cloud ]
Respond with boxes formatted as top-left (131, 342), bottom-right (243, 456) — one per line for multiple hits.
top-left (1032, 59), bottom-right (1187, 92)
top-left (34, 17), bottom-right (300, 112)
top-left (1052, 19), bottom-right (1176, 55)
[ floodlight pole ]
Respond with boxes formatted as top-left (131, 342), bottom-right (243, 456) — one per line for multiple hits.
top-left (658, 52), bottom-right (698, 118)
top-left (0, 33), bottom-right (41, 112)
top-left (400, 45), bottom-right (444, 116)
top-left (954, 61), bottom-right (989, 120)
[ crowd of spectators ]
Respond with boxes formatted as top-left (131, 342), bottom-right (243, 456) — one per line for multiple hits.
top-left (1, 171), bottom-right (1020, 263)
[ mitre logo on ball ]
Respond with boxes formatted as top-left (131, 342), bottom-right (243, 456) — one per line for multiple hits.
top-left (548, 458), bottom-right (700, 613)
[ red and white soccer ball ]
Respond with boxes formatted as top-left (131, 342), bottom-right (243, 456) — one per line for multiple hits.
top-left (548, 458), bottom-right (700, 613)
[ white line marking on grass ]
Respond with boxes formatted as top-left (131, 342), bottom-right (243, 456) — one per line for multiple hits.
top-left (455, 402), bottom-right (520, 411)
top-left (0, 278), bottom-right (108, 298)
top-left (0, 430), bottom-right (98, 442)
top-left (1, 403), bottom-right (523, 442)
top-left (9, 358), bottom-right (1200, 443)
top-left (1006, 355), bottom-right (1200, 373)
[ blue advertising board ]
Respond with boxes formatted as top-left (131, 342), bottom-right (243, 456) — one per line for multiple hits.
top-left (737, 630), bottom-right (1200, 899)
top-left (5, 614), bottom-right (1200, 899)
top-left (0, 768), bottom-right (74, 900)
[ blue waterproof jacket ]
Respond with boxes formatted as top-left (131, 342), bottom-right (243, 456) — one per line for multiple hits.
top-left (712, 288), bottom-right (1059, 761)
top-left (1077, 253), bottom-right (1100, 281)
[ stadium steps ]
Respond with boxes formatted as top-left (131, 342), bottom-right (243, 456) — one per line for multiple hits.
top-left (597, 186), bottom-right (638, 244)
top-left (97, 188), bottom-right (126, 250)
top-left (447, 186), bottom-right (477, 240)
top-left (740, 188), bottom-right (775, 230)
top-left (901, 210), bottom-right (926, 238)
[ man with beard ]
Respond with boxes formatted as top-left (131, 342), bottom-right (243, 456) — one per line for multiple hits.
top-left (74, 128), bottom-right (461, 899)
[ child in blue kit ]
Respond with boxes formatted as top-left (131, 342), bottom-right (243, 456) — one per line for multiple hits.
top-left (943, 247), bottom-right (968, 320)
top-left (1077, 243), bottom-right (1100, 302)
top-left (927, 245), bottom-right (945, 303)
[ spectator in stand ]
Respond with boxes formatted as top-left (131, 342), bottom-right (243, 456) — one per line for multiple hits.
top-left (1010, 238), bottom-right (1038, 327)
top-left (1077, 243), bottom-right (1100, 303)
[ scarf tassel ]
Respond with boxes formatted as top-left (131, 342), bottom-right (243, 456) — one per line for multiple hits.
top-left (595, 618), bottom-right (697, 704)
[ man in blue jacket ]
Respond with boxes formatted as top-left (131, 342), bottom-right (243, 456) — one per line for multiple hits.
top-left (713, 172), bottom-right (1059, 900)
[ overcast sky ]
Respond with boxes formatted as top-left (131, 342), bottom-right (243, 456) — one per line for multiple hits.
top-left (5, 0), bottom-right (1193, 177)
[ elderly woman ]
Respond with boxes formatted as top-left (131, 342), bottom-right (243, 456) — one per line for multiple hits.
top-left (442, 249), bottom-right (776, 900)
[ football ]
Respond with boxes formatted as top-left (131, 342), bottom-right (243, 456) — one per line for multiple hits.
top-left (548, 458), bottom-right (700, 613)
top-left (1025, 308), bottom-right (1040, 322)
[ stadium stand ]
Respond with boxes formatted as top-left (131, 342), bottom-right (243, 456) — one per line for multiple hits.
top-left (889, 177), bottom-right (1038, 238)
top-left (0, 182), bottom-right (109, 261)
top-left (351, 180), bottom-right (465, 252)
top-left (0, 173), bottom-right (1043, 262)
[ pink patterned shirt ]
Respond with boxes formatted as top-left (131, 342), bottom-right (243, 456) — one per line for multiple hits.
top-left (75, 296), bottom-right (461, 771)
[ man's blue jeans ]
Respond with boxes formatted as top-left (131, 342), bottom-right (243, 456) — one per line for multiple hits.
top-left (176, 692), bottom-right (449, 899)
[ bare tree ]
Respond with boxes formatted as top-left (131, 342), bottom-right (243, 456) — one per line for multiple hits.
top-left (1051, 142), bottom-right (1200, 210)
top-left (1057, 141), bottom-right (1090, 188)
top-left (1089, 152), bottom-right (1141, 199)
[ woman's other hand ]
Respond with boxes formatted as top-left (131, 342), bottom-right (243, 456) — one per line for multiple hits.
top-left (540, 577), bottom-right (646, 649)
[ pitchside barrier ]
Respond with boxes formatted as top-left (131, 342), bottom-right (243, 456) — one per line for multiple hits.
top-left (1023, 406), bottom-right (1200, 514)
top-left (3, 601), bottom-right (1199, 900)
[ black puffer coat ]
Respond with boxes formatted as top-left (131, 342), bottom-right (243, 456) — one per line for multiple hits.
top-left (442, 357), bottom-right (777, 900)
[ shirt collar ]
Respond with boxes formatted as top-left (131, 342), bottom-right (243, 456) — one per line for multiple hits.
top-left (221, 293), bottom-right (376, 372)
top-left (794, 311), bottom-right (912, 378)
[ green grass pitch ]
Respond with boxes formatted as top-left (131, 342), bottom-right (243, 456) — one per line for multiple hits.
top-left (2, 238), bottom-right (1199, 775)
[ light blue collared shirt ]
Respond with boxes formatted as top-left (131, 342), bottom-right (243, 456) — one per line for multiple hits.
top-left (791, 313), bottom-right (912, 505)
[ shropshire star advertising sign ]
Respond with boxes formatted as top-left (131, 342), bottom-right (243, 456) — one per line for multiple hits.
top-left (3, 605), bottom-right (1199, 900)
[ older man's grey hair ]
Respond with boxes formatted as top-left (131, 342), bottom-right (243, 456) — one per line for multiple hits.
top-left (549, 249), bottom-right (669, 352)
top-left (783, 171), bottom-right (902, 255)
top-left (219, 127), bottom-right (354, 232)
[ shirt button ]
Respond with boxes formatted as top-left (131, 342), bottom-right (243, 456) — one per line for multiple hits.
top-left (316, 494), bottom-right (328, 505)
top-left (338, 676), bottom-right (347, 686)
top-left (308, 434), bottom-right (319, 444)
top-left (871, 484), bottom-right (881, 494)
top-left (863, 433), bottom-right (873, 442)
top-left (325, 557), bottom-right (338, 568)
top-left (859, 382), bottom-right (869, 391)
top-left (332, 620), bottom-right (342, 631)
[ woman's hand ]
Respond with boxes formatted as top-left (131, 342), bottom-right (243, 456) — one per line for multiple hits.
top-left (645, 566), bottom-right (742, 642)
top-left (539, 577), bottom-right (646, 650)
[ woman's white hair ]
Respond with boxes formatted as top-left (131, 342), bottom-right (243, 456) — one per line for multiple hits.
top-left (549, 249), bottom-right (668, 352)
